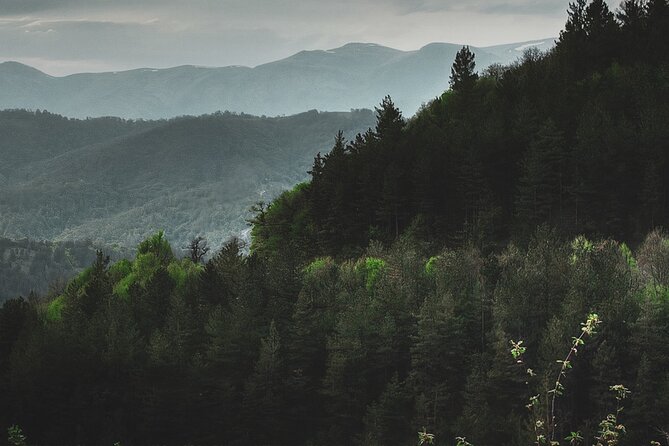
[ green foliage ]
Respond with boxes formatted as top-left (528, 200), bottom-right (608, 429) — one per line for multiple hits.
top-left (359, 257), bottom-right (386, 291)
top-left (113, 272), bottom-right (136, 300)
top-left (570, 236), bottom-right (594, 265)
top-left (137, 231), bottom-right (174, 265)
top-left (133, 253), bottom-right (161, 282)
top-left (7, 425), bottom-right (26, 446)
top-left (108, 258), bottom-right (132, 283)
top-left (424, 256), bottom-right (439, 277)
top-left (455, 437), bottom-right (473, 446)
top-left (46, 295), bottom-right (65, 322)
top-left (167, 258), bottom-right (204, 293)
top-left (418, 428), bottom-right (435, 445)
top-left (250, 182), bottom-right (315, 258)
top-left (303, 257), bottom-right (330, 276)
top-left (71, 266), bottom-right (94, 290)
top-left (619, 243), bottom-right (637, 270)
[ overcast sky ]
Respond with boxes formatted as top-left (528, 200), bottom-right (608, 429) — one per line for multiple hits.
top-left (0, 0), bottom-right (618, 76)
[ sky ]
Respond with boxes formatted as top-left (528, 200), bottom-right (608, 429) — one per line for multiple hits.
top-left (0, 0), bottom-right (618, 76)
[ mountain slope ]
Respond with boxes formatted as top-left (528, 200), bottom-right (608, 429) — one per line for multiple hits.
top-left (0, 40), bottom-right (555, 119)
top-left (0, 109), bottom-right (376, 248)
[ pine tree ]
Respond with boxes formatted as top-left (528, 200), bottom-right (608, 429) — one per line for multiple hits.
top-left (557, 0), bottom-right (588, 75)
top-left (374, 96), bottom-right (404, 141)
top-left (562, 0), bottom-right (588, 41)
top-left (449, 46), bottom-right (478, 92)
top-left (585, 0), bottom-right (618, 37)
top-left (584, 0), bottom-right (620, 66)
top-left (618, 0), bottom-right (647, 30)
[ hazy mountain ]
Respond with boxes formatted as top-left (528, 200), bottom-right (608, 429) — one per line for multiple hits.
top-left (0, 40), bottom-right (555, 119)
top-left (0, 109), bottom-right (376, 250)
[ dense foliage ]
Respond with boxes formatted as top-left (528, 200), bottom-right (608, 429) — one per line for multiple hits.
top-left (1, 229), bottom-right (669, 445)
top-left (2, 1), bottom-right (669, 445)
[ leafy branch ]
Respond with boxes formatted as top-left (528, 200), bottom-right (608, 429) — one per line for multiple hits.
top-left (510, 313), bottom-right (601, 446)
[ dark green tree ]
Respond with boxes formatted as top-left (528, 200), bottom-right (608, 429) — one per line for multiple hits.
top-left (449, 46), bottom-right (478, 92)
top-left (374, 96), bottom-right (404, 141)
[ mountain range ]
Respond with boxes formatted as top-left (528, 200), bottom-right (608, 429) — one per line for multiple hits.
top-left (0, 39), bottom-right (555, 119)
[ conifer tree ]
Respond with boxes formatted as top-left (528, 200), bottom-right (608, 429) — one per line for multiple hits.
top-left (374, 96), bottom-right (404, 142)
top-left (449, 46), bottom-right (478, 92)
top-left (558, 0), bottom-right (588, 74)
top-left (584, 0), bottom-right (619, 66)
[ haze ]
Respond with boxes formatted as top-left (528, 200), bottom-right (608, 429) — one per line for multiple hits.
top-left (0, 0), bottom-right (615, 76)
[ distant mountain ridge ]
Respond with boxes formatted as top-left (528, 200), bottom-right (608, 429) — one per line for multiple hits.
top-left (0, 39), bottom-right (555, 119)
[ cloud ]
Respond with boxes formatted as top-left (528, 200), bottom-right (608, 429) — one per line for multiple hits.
top-left (383, 0), bottom-right (565, 15)
top-left (0, 0), bottom-right (586, 74)
top-left (0, 0), bottom-right (572, 16)
top-left (0, 0), bottom-right (61, 14)
top-left (0, 16), bottom-right (305, 74)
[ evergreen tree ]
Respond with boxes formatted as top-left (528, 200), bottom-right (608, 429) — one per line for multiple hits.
top-left (449, 46), bottom-right (478, 92)
top-left (558, 0), bottom-right (588, 75)
top-left (374, 96), bottom-right (404, 141)
top-left (584, 0), bottom-right (619, 65)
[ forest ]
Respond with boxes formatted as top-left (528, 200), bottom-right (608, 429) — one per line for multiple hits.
top-left (1, 0), bottom-right (669, 445)
top-left (0, 108), bottom-right (374, 249)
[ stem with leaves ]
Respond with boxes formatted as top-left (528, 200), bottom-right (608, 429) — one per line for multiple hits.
top-left (418, 427), bottom-right (435, 445)
top-left (510, 313), bottom-right (601, 446)
top-left (548, 313), bottom-right (601, 442)
top-left (594, 385), bottom-right (631, 446)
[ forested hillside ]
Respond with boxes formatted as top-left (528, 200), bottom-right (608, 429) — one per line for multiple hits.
top-left (2, 1), bottom-right (669, 445)
top-left (1, 229), bottom-right (668, 445)
top-left (251, 0), bottom-right (669, 262)
top-left (0, 109), bottom-right (375, 248)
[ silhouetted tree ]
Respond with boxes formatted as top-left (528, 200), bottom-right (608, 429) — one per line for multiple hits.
top-left (450, 46), bottom-right (478, 92)
top-left (186, 236), bottom-right (210, 263)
